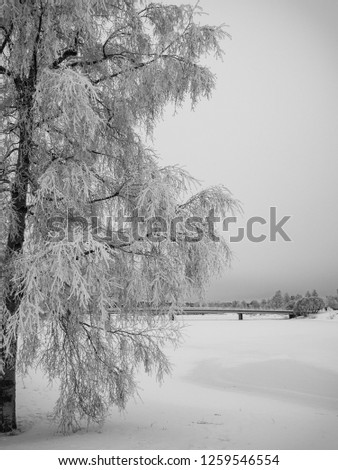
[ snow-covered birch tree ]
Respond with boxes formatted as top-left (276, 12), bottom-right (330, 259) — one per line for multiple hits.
top-left (0, 0), bottom-right (239, 433)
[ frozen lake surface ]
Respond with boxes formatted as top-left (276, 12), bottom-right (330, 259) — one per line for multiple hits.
top-left (1, 312), bottom-right (338, 449)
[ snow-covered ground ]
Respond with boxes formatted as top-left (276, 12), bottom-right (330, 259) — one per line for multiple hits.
top-left (1, 312), bottom-right (338, 450)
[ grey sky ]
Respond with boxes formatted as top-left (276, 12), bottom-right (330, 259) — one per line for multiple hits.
top-left (154, 0), bottom-right (338, 300)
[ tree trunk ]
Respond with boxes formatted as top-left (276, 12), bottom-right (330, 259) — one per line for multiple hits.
top-left (0, 74), bottom-right (34, 432)
top-left (0, 79), bottom-right (13, 431)
top-left (0, 67), bottom-right (13, 431)
top-left (0, 56), bottom-right (9, 373)
top-left (0, 342), bottom-right (17, 432)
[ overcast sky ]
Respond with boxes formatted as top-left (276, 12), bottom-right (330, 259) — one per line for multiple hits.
top-left (154, 0), bottom-right (338, 301)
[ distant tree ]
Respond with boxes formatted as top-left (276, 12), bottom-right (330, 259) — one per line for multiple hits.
top-left (285, 298), bottom-right (296, 310)
top-left (326, 296), bottom-right (338, 310)
top-left (271, 290), bottom-right (284, 309)
top-left (283, 292), bottom-right (291, 306)
top-left (305, 290), bottom-right (312, 298)
top-left (287, 294), bottom-right (302, 310)
top-left (311, 289), bottom-right (319, 297)
top-left (0, 1), bottom-right (237, 433)
top-left (294, 296), bottom-right (325, 317)
top-left (261, 299), bottom-right (267, 309)
top-left (240, 300), bottom-right (248, 309)
top-left (250, 300), bottom-right (260, 309)
top-left (231, 300), bottom-right (240, 308)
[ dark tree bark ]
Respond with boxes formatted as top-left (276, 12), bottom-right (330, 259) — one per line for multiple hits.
top-left (0, 74), bottom-right (34, 432)
top-left (0, 341), bottom-right (17, 432)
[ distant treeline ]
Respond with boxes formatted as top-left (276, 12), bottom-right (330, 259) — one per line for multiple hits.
top-left (187, 289), bottom-right (338, 311)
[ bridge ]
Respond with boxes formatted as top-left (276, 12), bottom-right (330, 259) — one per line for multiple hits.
top-left (181, 307), bottom-right (293, 320)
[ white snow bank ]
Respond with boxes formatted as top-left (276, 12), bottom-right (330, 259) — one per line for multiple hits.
top-left (312, 310), bottom-right (338, 321)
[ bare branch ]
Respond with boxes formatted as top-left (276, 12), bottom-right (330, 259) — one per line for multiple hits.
top-left (92, 58), bottom-right (156, 84)
top-left (31, 7), bottom-right (45, 78)
top-left (89, 181), bottom-right (127, 204)
top-left (0, 23), bottom-right (13, 54)
top-left (52, 49), bottom-right (78, 69)
top-left (89, 190), bottom-right (120, 204)
top-left (4, 147), bottom-right (19, 161)
top-left (0, 65), bottom-right (10, 75)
